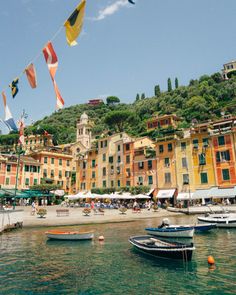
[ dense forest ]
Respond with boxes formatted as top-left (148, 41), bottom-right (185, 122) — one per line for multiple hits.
top-left (1, 72), bottom-right (236, 147)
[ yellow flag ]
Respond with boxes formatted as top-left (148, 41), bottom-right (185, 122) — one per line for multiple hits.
top-left (64, 0), bottom-right (86, 46)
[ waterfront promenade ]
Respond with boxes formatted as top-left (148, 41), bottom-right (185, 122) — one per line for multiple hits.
top-left (20, 205), bottom-right (182, 228)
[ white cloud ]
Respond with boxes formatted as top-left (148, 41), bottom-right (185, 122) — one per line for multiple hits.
top-left (93, 0), bottom-right (129, 21)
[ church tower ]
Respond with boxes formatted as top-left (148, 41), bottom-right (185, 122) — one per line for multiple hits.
top-left (76, 113), bottom-right (92, 149)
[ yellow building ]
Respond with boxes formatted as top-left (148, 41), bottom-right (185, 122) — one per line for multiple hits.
top-left (190, 123), bottom-right (216, 190)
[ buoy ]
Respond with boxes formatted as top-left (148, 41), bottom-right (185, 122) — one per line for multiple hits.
top-left (207, 255), bottom-right (215, 265)
top-left (98, 235), bottom-right (104, 241)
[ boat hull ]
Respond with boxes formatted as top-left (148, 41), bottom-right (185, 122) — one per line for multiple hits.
top-left (194, 223), bottom-right (216, 232)
top-left (129, 236), bottom-right (194, 261)
top-left (198, 214), bottom-right (236, 228)
top-left (145, 227), bottom-right (194, 238)
top-left (45, 230), bottom-right (94, 240)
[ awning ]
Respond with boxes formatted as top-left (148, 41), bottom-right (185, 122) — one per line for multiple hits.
top-left (177, 192), bottom-right (193, 201)
top-left (209, 187), bottom-right (236, 199)
top-left (157, 189), bottom-right (176, 199)
top-left (147, 188), bottom-right (155, 196)
top-left (192, 189), bottom-right (212, 199)
top-left (50, 190), bottom-right (65, 197)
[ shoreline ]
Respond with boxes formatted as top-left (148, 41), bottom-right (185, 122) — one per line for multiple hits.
top-left (20, 205), bottom-right (183, 228)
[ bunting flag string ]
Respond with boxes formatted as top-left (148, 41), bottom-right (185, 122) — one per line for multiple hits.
top-left (1, 0), bottom-right (87, 124)
top-left (42, 42), bottom-right (64, 109)
top-left (1, 91), bottom-right (18, 131)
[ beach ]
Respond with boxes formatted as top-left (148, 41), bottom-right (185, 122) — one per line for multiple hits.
top-left (20, 205), bottom-right (182, 228)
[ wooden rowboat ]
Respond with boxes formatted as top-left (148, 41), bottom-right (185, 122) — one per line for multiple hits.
top-left (45, 230), bottom-right (94, 240)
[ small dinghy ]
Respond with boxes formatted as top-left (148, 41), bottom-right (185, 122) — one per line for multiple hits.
top-left (145, 218), bottom-right (194, 238)
top-left (198, 213), bottom-right (236, 228)
top-left (129, 235), bottom-right (195, 261)
top-left (45, 230), bottom-right (94, 240)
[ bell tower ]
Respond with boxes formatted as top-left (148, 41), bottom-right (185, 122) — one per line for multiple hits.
top-left (76, 112), bottom-right (92, 149)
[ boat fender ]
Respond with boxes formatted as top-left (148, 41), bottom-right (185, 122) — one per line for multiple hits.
top-left (98, 235), bottom-right (104, 241)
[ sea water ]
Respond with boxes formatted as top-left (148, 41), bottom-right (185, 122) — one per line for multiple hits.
top-left (0, 215), bottom-right (235, 294)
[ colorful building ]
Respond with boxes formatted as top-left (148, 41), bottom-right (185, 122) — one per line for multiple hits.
top-left (147, 114), bottom-right (181, 131)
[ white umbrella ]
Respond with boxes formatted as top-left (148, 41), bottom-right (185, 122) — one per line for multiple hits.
top-left (135, 194), bottom-right (151, 199)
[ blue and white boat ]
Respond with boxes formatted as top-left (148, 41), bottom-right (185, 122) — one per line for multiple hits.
top-left (194, 223), bottom-right (216, 232)
top-left (145, 226), bottom-right (194, 238)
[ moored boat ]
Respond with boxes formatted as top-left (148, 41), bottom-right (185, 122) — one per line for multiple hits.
top-left (45, 230), bottom-right (94, 240)
top-left (198, 213), bottom-right (236, 228)
top-left (145, 226), bottom-right (195, 238)
top-left (194, 223), bottom-right (216, 232)
top-left (129, 235), bottom-right (195, 261)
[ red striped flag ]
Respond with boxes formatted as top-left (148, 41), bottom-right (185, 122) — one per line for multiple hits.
top-left (25, 63), bottom-right (37, 88)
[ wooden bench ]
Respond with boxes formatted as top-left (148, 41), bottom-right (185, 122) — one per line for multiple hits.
top-left (56, 209), bottom-right (69, 217)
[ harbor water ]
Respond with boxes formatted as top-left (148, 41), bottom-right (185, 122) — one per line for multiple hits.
top-left (0, 215), bottom-right (236, 294)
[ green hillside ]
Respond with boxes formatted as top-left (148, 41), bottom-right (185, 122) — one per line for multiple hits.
top-left (1, 72), bottom-right (236, 146)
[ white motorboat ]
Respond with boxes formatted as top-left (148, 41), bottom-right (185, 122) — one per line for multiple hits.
top-left (198, 213), bottom-right (236, 228)
top-left (45, 230), bottom-right (94, 240)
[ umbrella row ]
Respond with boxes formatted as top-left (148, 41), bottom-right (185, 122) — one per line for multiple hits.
top-left (65, 192), bottom-right (151, 201)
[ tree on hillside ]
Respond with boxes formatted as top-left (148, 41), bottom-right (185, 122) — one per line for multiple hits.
top-left (141, 93), bottom-right (145, 100)
top-left (106, 96), bottom-right (120, 106)
top-left (104, 110), bottom-right (132, 132)
top-left (154, 85), bottom-right (161, 97)
top-left (136, 94), bottom-right (140, 101)
top-left (167, 78), bottom-right (172, 92)
top-left (175, 78), bottom-right (179, 89)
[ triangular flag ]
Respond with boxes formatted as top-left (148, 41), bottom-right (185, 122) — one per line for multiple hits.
top-left (9, 78), bottom-right (19, 98)
top-left (2, 91), bottom-right (18, 131)
top-left (64, 0), bottom-right (86, 46)
top-left (42, 42), bottom-right (64, 109)
top-left (24, 63), bottom-right (37, 88)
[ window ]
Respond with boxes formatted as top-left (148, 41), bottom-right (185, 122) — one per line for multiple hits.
top-left (183, 174), bottom-right (189, 185)
top-left (117, 145), bottom-right (121, 152)
top-left (103, 167), bottom-right (106, 177)
top-left (44, 157), bottom-right (48, 164)
top-left (159, 145), bottom-right (164, 153)
top-left (31, 166), bottom-right (37, 173)
top-left (25, 178), bottom-right (29, 186)
top-left (92, 182), bottom-right (96, 188)
top-left (192, 139), bottom-right (199, 149)
top-left (103, 154), bottom-right (106, 162)
top-left (66, 160), bottom-right (70, 167)
top-left (25, 165), bottom-right (29, 172)
top-left (182, 157), bottom-right (187, 168)
top-left (6, 178), bottom-right (10, 185)
top-left (111, 180), bottom-right (114, 187)
top-left (92, 171), bottom-right (96, 178)
top-left (138, 162), bottom-right (144, 169)
top-left (216, 150), bottom-right (230, 162)
top-left (126, 144), bottom-right (130, 151)
top-left (117, 167), bottom-right (120, 174)
top-left (100, 141), bottom-right (103, 148)
top-left (59, 171), bottom-right (62, 178)
top-left (181, 142), bottom-right (186, 151)
top-left (203, 138), bottom-right (209, 147)
top-left (126, 181), bottom-right (131, 187)
top-left (7, 164), bottom-right (11, 172)
top-left (165, 173), bottom-right (171, 183)
top-left (218, 136), bottom-right (225, 146)
top-left (43, 169), bottom-right (47, 177)
top-left (138, 176), bottom-right (143, 185)
top-left (51, 158), bottom-right (54, 164)
top-left (200, 173), bottom-right (208, 184)
top-left (92, 159), bottom-right (96, 167)
top-left (117, 155), bottom-right (121, 163)
top-left (33, 179), bottom-right (38, 185)
top-left (148, 175), bottom-right (153, 185)
top-left (65, 171), bottom-right (70, 177)
top-left (199, 153), bottom-right (206, 165)
top-left (83, 161), bottom-right (86, 169)
top-left (126, 155), bottom-right (130, 164)
top-left (164, 158), bottom-right (170, 167)
top-left (222, 169), bottom-right (230, 181)
top-left (109, 156), bottom-right (113, 164)
top-left (59, 159), bottom-right (62, 165)
top-left (126, 168), bottom-right (131, 177)
top-left (117, 180), bottom-right (121, 187)
top-left (148, 160), bottom-right (152, 169)
top-left (168, 143), bottom-right (173, 152)
top-left (104, 140), bottom-right (107, 147)
top-left (102, 180), bottom-right (107, 188)
top-left (51, 170), bottom-right (54, 177)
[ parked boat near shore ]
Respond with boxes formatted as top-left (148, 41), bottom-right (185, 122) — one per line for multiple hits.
top-left (145, 226), bottom-right (194, 238)
top-left (193, 223), bottom-right (216, 232)
top-left (129, 235), bottom-right (195, 261)
top-left (45, 230), bottom-right (94, 240)
top-left (198, 213), bottom-right (236, 228)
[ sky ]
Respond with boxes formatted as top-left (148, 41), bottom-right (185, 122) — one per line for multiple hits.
top-left (0, 0), bottom-right (236, 133)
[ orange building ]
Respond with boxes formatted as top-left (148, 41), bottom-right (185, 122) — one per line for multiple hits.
top-left (210, 117), bottom-right (236, 187)
top-left (31, 147), bottom-right (73, 193)
top-left (147, 114), bottom-right (181, 131)
top-left (123, 141), bottom-right (135, 187)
